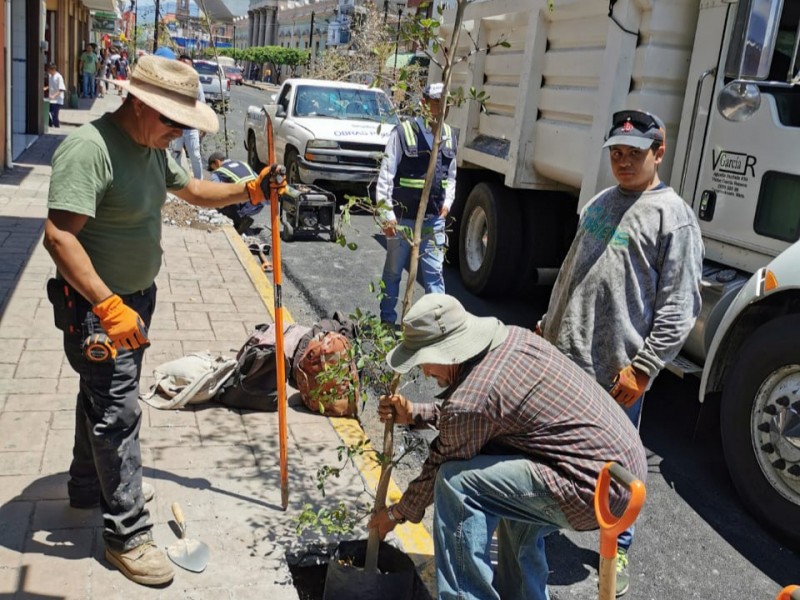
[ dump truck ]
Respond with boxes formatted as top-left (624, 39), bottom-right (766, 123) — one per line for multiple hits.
top-left (432, 0), bottom-right (800, 548)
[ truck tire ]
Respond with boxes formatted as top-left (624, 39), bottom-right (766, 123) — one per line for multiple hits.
top-left (458, 182), bottom-right (522, 297)
top-left (285, 149), bottom-right (301, 185)
top-left (247, 132), bottom-right (264, 172)
top-left (720, 314), bottom-right (800, 550)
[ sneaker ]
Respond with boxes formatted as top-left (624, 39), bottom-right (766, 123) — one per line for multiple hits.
top-left (70, 481), bottom-right (155, 509)
top-left (615, 548), bottom-right (630, 597)
top-left (105, 541), bottom-right (174, 586)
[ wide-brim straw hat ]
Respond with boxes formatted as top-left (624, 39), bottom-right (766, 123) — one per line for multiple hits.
top-left (104, 55), bottom-right (219, 134)
top-left (386, 294), bottom-right (508, 374)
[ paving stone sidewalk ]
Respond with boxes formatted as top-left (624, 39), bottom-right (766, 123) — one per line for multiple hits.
top-left (0, 95), bottom-right (368, 599)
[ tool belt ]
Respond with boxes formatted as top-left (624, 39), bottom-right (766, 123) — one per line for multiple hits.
top-left (46, 278), bottom-right (83, 335)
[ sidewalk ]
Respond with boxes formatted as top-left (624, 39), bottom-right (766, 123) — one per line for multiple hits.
top-left (0, 95), bottom-right (432, 599)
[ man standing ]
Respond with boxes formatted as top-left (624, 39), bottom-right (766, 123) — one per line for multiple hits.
top-left (370, 294), bottom-right (647, 600)
top-left (80, 42), bottom-right (99, 99)
top-left (538, 109), bottom-right (703, 596)
top-left (45, 63), bottom-right (66, 128)
top-left (207, 151), bottom-right (266, 234)
top-left (44, 56), bottom-right (275, 586)
top-left (376, 82), bottom-right (457, 325)
top-left (170, 54), bottom-right (205, 179)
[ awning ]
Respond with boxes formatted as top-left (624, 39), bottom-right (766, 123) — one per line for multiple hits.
top-left (83, 0), bottom-right (118, 13)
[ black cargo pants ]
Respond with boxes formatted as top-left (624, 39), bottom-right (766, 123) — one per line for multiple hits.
top-left (60, 284), bottom-right (156, 552)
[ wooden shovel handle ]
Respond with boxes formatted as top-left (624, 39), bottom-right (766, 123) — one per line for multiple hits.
top-left (171, 502), bottom-right (186, 533)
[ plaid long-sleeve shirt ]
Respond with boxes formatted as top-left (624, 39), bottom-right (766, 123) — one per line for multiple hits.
top-left (396, 326), bottom-right (647, 531)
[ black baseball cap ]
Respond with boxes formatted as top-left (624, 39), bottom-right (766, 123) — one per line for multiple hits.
top-left (207, 151), bottom-right (226, 170)
top-left (603, 110), bottom-right (666, 150)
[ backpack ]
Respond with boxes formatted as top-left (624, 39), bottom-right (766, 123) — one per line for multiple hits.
top-left (140, 352), bottom-right (238, 410)
top-left (215, 322), bottom-right (308, 411)
top-left (293, 331), bottom-right (359, 417)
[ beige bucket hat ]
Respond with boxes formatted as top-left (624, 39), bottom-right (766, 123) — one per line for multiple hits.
top-left (107, 55), bottom-right (219, 133)
top-left (386, 294), bottom-right (508, 374)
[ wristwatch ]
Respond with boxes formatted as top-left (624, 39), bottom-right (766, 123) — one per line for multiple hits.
top-left (386, 504), bottom-right (407, 524)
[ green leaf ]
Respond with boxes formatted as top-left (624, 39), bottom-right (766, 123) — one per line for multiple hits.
top-left (347, 242), bottom-right (359, 251)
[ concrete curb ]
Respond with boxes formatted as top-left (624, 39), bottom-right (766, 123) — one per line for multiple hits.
top-left (224, 223), bottom-right (436, 592)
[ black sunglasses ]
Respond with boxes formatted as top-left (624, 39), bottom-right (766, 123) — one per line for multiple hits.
top-left (158, 114), bottom-right (191, 130)
top-left (612, 110), bottom-right (660, 133)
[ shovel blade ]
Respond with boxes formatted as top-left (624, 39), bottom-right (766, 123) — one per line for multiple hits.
top-left (167, 538), bottom-right (210, 573)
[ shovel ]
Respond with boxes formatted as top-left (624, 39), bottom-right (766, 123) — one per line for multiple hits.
top-left (167, 502), bottom-right (210, 573)
top-left (594, 462), bottom-right (646, 600)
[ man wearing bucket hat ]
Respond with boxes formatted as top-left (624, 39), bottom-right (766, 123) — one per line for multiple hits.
top-left (376, 81), bottom-right (458, 326)
top-left (43, 55), bottom-right (279, 587)
top-left (369, 294), bottom-right (647, 600)
top-left (537, 109), bottom-right (703, 595)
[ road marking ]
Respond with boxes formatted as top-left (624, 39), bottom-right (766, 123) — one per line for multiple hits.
top-left (225, 224), bottom-right (435, 581)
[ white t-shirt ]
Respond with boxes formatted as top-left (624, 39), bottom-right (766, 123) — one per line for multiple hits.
top-left (48, 72), bottom-right (66, 105)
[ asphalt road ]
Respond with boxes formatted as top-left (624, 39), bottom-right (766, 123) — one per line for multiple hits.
top-left (217, 84), bottom-right (800, 599)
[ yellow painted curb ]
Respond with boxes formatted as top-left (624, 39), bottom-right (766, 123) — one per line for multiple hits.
top-left (329, 417), bottom-right (435, 560)
top-left (223, 225), bottom-right (294, 324)
top-left (226, 224), bottom-right (434, 589)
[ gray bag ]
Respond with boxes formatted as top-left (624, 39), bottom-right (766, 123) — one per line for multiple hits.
top-left (140, 352), bottom-right (237, 410)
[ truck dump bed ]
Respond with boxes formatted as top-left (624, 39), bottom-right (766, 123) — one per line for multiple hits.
top-left (439, 0), bottom-right (699, 202)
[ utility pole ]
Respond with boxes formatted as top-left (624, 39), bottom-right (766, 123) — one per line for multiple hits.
top-left (153, 0), bottom-right (161, 52)
top-left (132, 0), bottom-right (137, 57)
top-left (308, 11), bottom-right (315, 53)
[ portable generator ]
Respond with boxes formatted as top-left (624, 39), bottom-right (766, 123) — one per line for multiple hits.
top-left (279, 184), bottom-right (338, 242)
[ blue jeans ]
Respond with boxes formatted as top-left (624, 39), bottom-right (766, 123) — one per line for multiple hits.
top-left (171, 128), bottom-right (203, 179)
top-left (379, 215), bottom-right (446, 323)
top-left (433, 455), bottom-right (573, 600)
top-left (617, 395), bottom-right (644, 552)
top-left (63, 285), bottom-right (157, 551)
top-left (81, 72), bottom-right (94, 98)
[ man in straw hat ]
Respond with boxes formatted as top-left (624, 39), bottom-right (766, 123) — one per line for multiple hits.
top-left (369, 294), bottom-right (647, 600)
top-left (43, 55), bottom-right (280, 586)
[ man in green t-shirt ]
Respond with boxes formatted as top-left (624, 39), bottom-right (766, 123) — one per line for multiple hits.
top-left (80, 42), bottom-right (99, 98)
top-left (44, 55), bottom-right (279, 587)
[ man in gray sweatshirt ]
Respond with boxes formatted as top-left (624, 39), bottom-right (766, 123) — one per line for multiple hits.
top-left (538, 109), bottom-right (703, 596)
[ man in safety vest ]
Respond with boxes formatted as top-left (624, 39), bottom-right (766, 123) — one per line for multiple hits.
top-left (376, 82), bottom-right (458, 325)
top-left (207, 151), bottom-right (266, 234)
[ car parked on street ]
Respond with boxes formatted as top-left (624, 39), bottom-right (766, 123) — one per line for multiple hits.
top-left (223, 65), bottom-right (243, 86)
top-left (193, 60), bottom-right (230, 112)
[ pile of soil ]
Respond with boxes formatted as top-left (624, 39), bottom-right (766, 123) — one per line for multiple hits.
top-left (161, 194), bottom-right (232, 230)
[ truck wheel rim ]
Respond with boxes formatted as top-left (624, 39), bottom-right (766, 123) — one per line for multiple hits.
top-left (464, 207), bottom-right (488, 272)
top-left (752, 364), bottom-right (800, 504)
top-left (288, 161), bottom-right (300, 184)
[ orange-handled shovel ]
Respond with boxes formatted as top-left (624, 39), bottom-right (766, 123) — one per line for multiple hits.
top-left (260, 117), bottom-right (290, 511)
top-left (594, 462), bottom-right (646, 600)
top-left (778, 585), bottom-right (800, 600)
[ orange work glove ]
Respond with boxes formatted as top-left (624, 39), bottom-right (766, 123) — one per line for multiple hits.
top-left (92, 294), bottom-right (150, 351)
top-left (609, 365), bottom-right (649, 408)
top-left (246, 164), bottom-right (287, 205)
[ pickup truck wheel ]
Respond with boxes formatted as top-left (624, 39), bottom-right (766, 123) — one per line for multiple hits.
top-left (458, 182), bottom-right (522, 297)
top-left (285, 150), bottom-right (301, 185)
top-left (720, 315), bottom-right (800, 550)
top-left (247, 132), bottom-right (265, 171)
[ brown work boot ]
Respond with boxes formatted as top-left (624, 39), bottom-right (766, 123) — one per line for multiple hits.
top-left (105, 541), bottom-right (174, 586)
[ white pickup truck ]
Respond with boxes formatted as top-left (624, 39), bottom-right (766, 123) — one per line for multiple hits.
top-left (243, 78), bottom-right (398, 196)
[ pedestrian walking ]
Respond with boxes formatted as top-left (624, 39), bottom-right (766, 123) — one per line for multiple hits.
top-left (44, 55), bottom-right (276, 587)
top-left (115, 50), bottom-right (130, 95)
top-left (207, 151), bottom-right (266, 234)
top-left (376, 82), bottom-right (457, 326)
top-left (537, 109), bottom-right (704, 596)
top-left (369, 294), bottom-right (647, 600)
top-left (45, 63), bottom-right (66, 128)
top-left (80, 42), bottom-right (99, 99)
top-left (170, 54), bottom-right (205, 179)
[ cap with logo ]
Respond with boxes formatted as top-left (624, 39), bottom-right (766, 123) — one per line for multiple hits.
top-left (603, 110), bottom-right (666, 150)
